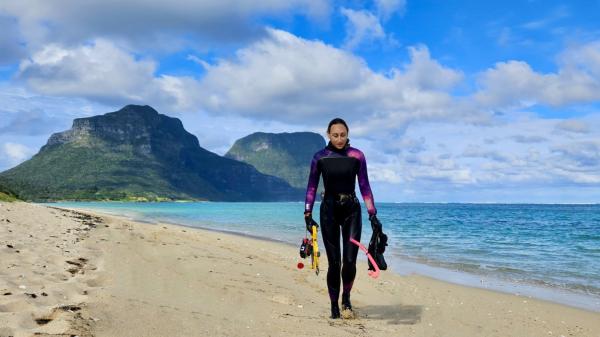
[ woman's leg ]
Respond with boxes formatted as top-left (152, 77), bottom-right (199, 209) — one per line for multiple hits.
top-left (320, 200), bottom-right (342, 313)
top-left (340, 201), bottom-right (362, 309)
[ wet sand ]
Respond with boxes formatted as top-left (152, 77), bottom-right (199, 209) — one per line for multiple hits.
top-left (1, 201), bottom-right (599, 337)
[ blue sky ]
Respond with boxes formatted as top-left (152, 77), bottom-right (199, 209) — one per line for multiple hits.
top-left (1, 0), bottom-right (600, 203)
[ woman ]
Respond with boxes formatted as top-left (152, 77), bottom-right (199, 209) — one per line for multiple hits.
top-left (304, 117), bottom-right (383, 319)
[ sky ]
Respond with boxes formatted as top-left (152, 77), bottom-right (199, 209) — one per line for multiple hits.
top-left (1, 0), bottom-right (600, 203)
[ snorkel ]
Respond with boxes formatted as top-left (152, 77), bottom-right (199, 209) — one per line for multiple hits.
top-left (349, 238), bottom-right (380, 279)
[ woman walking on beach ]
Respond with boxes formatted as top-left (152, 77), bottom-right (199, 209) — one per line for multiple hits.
top-left (304, 118), bottom-right (383, 319)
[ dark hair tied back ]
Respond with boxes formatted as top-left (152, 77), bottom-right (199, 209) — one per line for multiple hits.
top-left (327, 118), bottom-right (349, 134)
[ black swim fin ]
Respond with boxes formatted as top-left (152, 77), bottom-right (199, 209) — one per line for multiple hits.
top-left (368, 230), bottom-right (388, 271)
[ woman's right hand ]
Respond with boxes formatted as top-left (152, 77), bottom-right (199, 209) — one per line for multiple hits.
top-left (304, 212), bottom-right (316, 232)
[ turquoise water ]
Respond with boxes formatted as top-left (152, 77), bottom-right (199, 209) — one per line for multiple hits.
top-left (50, 201), bottom-right (600, 311)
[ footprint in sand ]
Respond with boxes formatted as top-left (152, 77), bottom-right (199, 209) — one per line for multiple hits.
top-left (270, 294), bottom-right (293, 305)
top-left (85, 273), bottom-right (109, 288)
top-left (0, 327), bottom-right (15, 337)
top-left (65, 257), bottom-right (92, 276)
top-left (0, 299), bottom-right (36, 313)
top-left (49, 272), bottom-right (70, 282)
top-left (31, 304), bottom-right (84, 334)
top-left (341, 308), bottom-right (356, 320)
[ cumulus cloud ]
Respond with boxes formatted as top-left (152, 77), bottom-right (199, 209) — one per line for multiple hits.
top-left (398, 45), bottom-right (464, 90)
top-left (368, 154), bottom-right (476, 186)
top-left (551, 141), bottom-right (600, 168)
top-left (560, 41), bottom-right (600, 77)
top-left (374, 0), bottom-right (406, 20)
top-left (548, 141), bottom-right (600, 184)
top-left (0, 84), bottom-right (110, 139)
top-left (366, 114), bottom-right (600, 194)
top-left (0, 108), bottom-right (64, 135)
top-left (0, 84), bottom-right (107, 118)
top-left (339, 1), bottom-right (405, 50)
top-left (555, 119), bottom-right (590, 134)
top-left (197, 29), bottom-right (468, 136)
top-left (475, 41), bottom-right (600, 109)
top-left (340, 8), bottom-right (386, 50)
top-left (1, 142), bottom-right (34, 166)
top-left (13, 29), bottom-right (471, 140)
top-left (0, 0), bottom-right (330, 51)
top-left (16, 39), bottom-right (201, 111)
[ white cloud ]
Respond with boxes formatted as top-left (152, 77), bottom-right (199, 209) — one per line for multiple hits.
top-left (366, 113), bottom-right (600, 202)
top-left (0, 108), bottom-right (63, 136)
top-left (551, 141), bottom-right (600, 168)
top-left (0, 84), bottom-right (110, 134)
top-left (369, 166), bottom-right (403, 183)
top-left (16, 39), bottom-right (201, 111)
top-left (2, 142), bottom-right (34, 165)
top-left (374, 0), bottom-right (406, 21)
top-left (197, 29), bottom-right (468, 136)
top-left (398, 45), bottom-right (464, 90)
top-left (0, 0), bottom-right (330, 52)
top-left (559, 41), bottom-right (600, 78)
top-left (340, 8), bottom-right (385, 49)
top-left (365, 113), bottom-right (600, 198)
top-left (13, 29), bottom-right (469, 142)
top-left (555, 119), bottom-right (590, 134)
top-left (475, 41), bottom-right (600, 109)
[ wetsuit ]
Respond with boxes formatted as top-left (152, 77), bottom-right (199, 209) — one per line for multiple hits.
top-left (305, 142), bottom-right (377, 304)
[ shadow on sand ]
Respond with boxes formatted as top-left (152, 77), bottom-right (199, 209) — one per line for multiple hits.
top-left (360, 304), bottom-right (423, 325)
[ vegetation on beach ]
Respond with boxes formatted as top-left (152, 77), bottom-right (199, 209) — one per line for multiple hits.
top-left (0, 183), bottom-right (19, 202)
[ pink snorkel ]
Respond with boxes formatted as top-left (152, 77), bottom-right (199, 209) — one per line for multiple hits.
top-left (349, 238), bottom-right (380, 279)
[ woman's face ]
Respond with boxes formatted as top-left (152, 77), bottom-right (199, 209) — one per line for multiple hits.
top-left (328, 123), bottom-right (348, 150)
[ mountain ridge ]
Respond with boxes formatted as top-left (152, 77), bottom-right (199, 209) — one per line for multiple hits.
top-left (0, 105), bottom-right (303, 202)
top-left (225, 131), bottom-right (325, 189)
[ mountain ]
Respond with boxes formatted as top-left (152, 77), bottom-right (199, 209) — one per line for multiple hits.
top-left (0, 105), bottom-right (303, 202)
top-left (225, 132), bottom-right (325, 189)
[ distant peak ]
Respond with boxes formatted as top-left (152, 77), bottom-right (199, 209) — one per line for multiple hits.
top-left (117, 105), bottom-right (159, 115)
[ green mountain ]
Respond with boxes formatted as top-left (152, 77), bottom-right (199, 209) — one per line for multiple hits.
top-left (0, 105), bottom-right (303, 202)
top-left (225, 132), bottom-right (325, 189)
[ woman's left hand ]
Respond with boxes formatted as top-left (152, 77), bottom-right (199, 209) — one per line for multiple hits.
top-left (369, 214), bottom-right (382, 233)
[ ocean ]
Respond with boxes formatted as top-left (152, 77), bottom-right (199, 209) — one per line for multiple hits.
top-left (49, 201), bottom-right (600, 311)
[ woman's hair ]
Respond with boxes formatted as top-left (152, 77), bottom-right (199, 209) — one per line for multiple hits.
top-left (327, 118), bottom-right (349, 134)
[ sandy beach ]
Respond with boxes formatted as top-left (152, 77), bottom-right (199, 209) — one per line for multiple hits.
top-left (1, 201), bottom-right (599, 337)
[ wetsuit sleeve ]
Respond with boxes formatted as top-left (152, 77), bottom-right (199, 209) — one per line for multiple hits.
top-left (357, 151), bottom-right (377, 216)
top-left (304, 154), bottom-right (321, 214)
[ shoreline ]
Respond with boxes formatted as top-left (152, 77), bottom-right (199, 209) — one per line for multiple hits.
top-left (389, 258), bottom-right (600, 313)
top-left (3, 201), bottom-right (599, 336)
top-left (54, 204), bottom-right (600, 313)
top-left (48, 205), bottom-right (302, 248)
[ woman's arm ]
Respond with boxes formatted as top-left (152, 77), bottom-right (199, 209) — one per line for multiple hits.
top-left (356, 150), bottom-right (377, 216)
top-left (304, 154), bottom-right (321, 214)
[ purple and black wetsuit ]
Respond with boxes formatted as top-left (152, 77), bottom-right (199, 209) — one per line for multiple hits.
top-left (304, 141), bottom-right (377, 305)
